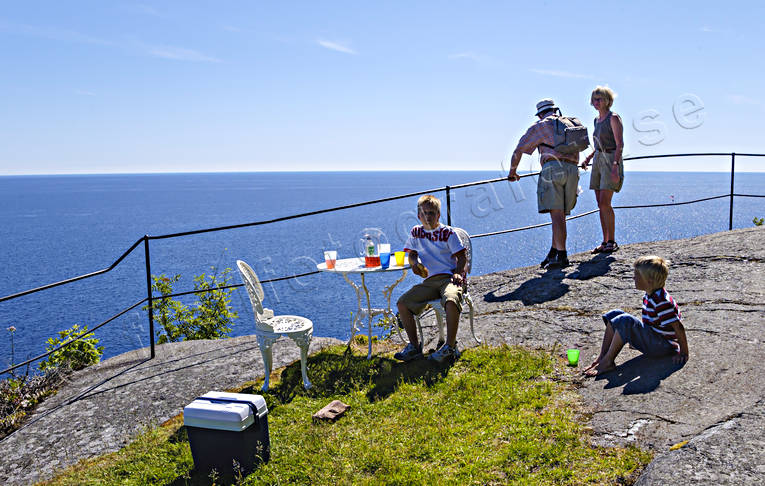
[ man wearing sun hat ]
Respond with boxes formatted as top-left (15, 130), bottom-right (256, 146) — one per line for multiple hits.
top-left (507, 98), bottom-right (581, 269)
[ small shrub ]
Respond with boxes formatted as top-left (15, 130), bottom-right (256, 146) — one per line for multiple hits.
top-left (144, 267), bottom-right (238, 344)
top-left (754, 216), bottom-right (764, 226)
top-left (1, 367), bottom-right (66, 440)
top-left (38, 324), bottom-right (104, 372)
top-left (2, 323), bottom-right (101, 439)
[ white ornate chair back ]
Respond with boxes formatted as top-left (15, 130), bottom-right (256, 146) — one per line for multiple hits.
top-left (236, 260), bottom-right (275, 333)
top-left (454, 227), bottom-right (472, 281)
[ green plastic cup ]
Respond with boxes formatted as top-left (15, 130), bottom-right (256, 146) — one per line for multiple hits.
top-left (566, 349), bottom-right (580, 366)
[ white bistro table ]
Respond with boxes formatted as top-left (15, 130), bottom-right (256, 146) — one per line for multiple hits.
top-left (317, 257), bottom-right (409, 359)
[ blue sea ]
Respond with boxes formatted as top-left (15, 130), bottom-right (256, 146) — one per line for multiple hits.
top-left (1, 170), bottom-right (763, 372)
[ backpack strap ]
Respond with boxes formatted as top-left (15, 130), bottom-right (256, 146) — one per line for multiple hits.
top-left (538, 114), bottom-right (562, 149)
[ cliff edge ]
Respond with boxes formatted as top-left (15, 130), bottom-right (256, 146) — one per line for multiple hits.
top-left (1, 227), bottom-right (762, 485)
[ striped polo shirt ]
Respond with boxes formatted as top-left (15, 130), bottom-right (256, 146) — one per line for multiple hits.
top-left (642, 287), bottom-right (682, 351)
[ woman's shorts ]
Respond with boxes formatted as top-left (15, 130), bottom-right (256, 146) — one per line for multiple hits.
top-left (603, 309), bottom-right (677, 357)
top-left (398, 273), bottom-right (463, 315)
top-left (590, 151), bottom-right (624, 192)
top-left (537, 161), bottom-right (580, 215)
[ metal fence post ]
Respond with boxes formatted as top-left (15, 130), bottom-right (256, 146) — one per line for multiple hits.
top-left (729, 152), bottom-right (735, 231)
top-left (445, 185), bottom-right (452, 226)
top-left (143, 236), bottom-right (155, 359)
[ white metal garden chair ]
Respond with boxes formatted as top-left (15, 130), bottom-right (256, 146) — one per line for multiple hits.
top-left (236, 260), bottom-right (313, 391)
top-left (413, 227), bottom-right (480, 347)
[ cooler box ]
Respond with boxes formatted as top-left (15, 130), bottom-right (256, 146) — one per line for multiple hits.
top-left (183, 391), bottom-right (270, 476)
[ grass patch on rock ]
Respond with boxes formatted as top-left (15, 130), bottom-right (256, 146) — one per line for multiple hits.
top-left (41, 344), bottom-right (652, 485)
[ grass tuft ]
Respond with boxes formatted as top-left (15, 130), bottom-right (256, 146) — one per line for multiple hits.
top-left (41, 344), bottom-right (652, 485)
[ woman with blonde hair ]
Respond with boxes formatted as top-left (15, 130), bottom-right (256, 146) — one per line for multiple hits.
top-left (582, 86), bottom-right (624, 253)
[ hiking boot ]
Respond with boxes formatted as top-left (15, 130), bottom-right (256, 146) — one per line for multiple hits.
top-left (540, 247), bottom-right (557, 268)
top-left (428, 343), bottom-right (461, 363)
top-left (545, 253), bottom-right (569, 269)
top-left (394, 342), bottom-right (423, 362)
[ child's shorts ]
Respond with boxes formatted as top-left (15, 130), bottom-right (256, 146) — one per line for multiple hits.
top-left (398, 274), bottom-right (463, 315)
top-left (603, 309), bottom-right (676, 357)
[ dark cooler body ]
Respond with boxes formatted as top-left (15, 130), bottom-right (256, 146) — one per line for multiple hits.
top-left (183, 391), bottom-right (270, 477)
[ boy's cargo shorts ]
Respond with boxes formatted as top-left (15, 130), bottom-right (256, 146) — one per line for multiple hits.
top-left (537, 161), bottom-right (579, 215)
top-left (398, 273), bottom-right (463, 315)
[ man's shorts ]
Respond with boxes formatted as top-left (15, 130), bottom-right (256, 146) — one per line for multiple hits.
top-left (398, 273), bottom-right (463, 315)
top-left (589, 151), bottom-right (624, 192)
top-left (537, 160), bottom-right (580, 215)
top-left (603, 309), bottom-right (677, 357)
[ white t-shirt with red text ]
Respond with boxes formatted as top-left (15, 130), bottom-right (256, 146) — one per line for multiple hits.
top-left (404, 224), bottom-right (465, 277)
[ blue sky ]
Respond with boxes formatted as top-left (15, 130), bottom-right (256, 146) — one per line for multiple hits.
top-left (1, 1), bottom-right (763, 175)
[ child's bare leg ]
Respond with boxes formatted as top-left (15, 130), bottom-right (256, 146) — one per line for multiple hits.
top-left (585, 329), bottom-right (625, 376)
top-left (583, 323), bottom-right (615, 372)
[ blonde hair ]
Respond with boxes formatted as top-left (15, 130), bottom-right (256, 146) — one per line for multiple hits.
top-left (634, 255), bottom-right (670, 289)
top-left (417, 194), bottom-right (441, 212)
top-left (591, 86), bottom-right (616, 110)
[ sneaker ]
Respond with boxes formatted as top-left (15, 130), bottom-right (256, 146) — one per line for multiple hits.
top-left (394, 342), bottom-right (423, 362)
top-left (428, 343), bottom-right (461, 363)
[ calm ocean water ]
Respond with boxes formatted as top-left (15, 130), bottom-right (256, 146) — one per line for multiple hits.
top-left (1, 170), bottom-right (763, 371)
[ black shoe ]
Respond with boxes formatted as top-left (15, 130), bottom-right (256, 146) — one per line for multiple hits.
top-left (546, 253), bottom-right (569, 269)
top-left (540, 247), bottom-right (557, 268)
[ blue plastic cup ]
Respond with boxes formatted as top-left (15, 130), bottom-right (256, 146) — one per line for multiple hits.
top-left (380, 252), bottom-right (390, 269)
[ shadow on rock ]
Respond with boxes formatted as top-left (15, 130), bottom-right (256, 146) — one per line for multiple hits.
top-left (484, 269), bottom-right (570, 305)
top-left (596, 355), bottom-right (685, 395)
top-left (568, 254), bottom-right (616, 280)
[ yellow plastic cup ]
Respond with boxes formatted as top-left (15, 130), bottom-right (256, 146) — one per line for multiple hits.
top-left (394, 251), bottom-right (406, 266)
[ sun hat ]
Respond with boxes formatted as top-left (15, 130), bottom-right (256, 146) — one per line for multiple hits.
top-left (535, 98), bottom-right (558, 116)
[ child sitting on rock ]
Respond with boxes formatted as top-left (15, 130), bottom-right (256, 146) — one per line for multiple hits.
top-left (584, 255), bottom-right (689, 376)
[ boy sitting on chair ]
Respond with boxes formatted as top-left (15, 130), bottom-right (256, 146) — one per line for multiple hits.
top-left (394, 195), bottom-right (467, 363)
top-left (584, 255), bottom-right (689, 376)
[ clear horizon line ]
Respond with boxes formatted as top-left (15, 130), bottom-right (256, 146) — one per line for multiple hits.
top-left (2, 168), bottom-right (763, 177)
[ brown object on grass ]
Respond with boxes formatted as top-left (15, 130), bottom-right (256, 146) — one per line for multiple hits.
top-left (312, 400), bottom-right (350, 422)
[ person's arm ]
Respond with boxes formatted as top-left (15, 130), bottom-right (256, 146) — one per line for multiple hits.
top-left (581, 150), bottom-right (595, 169)
top-left (610, 114), bottom-right (624, 164)
top-left (451, 249), bottom-right (467, 285)
top-left (670, 320), bottom-right (689, 364)
top-left (507, 148), bottom-right (523, 181)
top-left (408, 249), bottom-right (428, 278)
top-left (508, 125), bottom-right (542, 181)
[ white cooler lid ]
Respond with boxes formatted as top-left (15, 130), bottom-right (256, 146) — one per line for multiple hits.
top-left (183, 391), bottom-right (268, 432)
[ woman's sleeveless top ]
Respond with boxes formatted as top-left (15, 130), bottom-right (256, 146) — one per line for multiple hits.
top-left (593, 112), bottom-right (617, 152)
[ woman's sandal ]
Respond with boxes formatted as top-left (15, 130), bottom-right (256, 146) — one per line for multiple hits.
top-left (604, 240), bottom-right (619, 252)
top-left (591, 242), bottom-right (608, 254)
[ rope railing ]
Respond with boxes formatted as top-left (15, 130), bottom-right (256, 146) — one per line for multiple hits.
top-left (1, 152), bottom-right (763, 372)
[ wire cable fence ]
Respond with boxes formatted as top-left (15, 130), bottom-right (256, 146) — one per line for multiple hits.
top-left (2, 152), bottom-right (764, 375)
